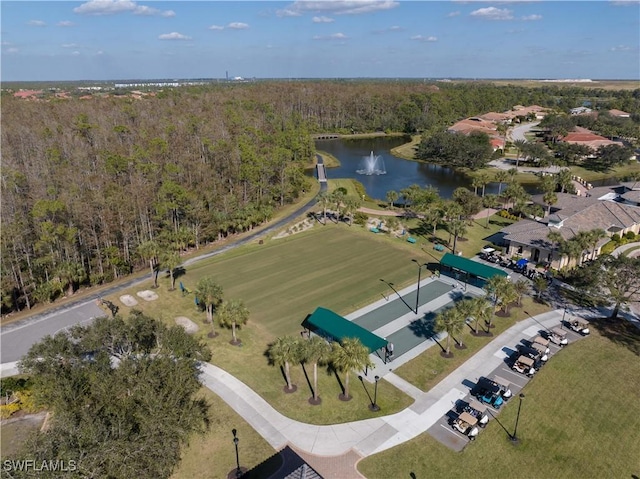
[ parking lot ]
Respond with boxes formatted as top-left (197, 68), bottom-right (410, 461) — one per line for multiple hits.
top-left (427, 320), bottom-right (587, 451)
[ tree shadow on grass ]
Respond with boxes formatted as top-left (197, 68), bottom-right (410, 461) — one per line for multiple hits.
top-left (591, 317), bottom-right (640, 357)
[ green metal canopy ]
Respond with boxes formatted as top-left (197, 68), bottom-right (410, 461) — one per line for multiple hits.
top-left (440, 253), bottom-right (509, 280)
top-left (304, 307), bottom-right (388, 353)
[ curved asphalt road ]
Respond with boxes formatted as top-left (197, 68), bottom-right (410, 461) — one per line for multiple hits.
top-left (0, 158), bottom-right (328, 364)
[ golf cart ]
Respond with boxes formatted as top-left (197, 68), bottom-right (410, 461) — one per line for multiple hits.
top-left (461, 398), bottom-right (489, 427)
top-left (473, 377), bottom-right (505, 409)
top-left (532, 335), bottom-right (551, 355)
top-left (548, 327), bottom-right (569, 346)
top-left (452, 412), bottom-right (479, 440)
top-left (517, 344), bottom-right (547, 364)
top-left (531, 342), bottom-right (550, 360)
top-left (512, 355), bottom-right (536, 377)
top-left (492, 375), bottom-right (513, 399)
top-left (568, 317), bottom-right (590, 336)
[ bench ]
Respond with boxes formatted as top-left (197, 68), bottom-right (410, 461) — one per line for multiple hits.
top-left (407, 237), bottom-right (417, 244)
top-left (434, 244), bottom-right (445, 251)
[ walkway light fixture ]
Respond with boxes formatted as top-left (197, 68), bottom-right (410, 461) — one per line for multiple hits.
top-left (370, 375), bottom-right (380, 412)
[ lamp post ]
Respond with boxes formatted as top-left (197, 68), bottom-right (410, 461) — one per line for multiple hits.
top-left (232, 429), bottom-right (241, 478)
top-left (510, 393), bottom-right (525, 443)
top-left (412, 259), bottom-right (427, 314)
top-left (370, 375), bottom-right (380, 411)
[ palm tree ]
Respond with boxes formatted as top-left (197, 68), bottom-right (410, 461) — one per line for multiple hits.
top-left (513, 280), bottom-right (529, 307)
top-left (267, 336), bottom-right (301, 393)
top-left (471, 176), bottom-right (483, 196)
top-left (543, 191), bottom-right (558, 216)
top-left (217, 299), bottom-right (249, 345)
top-left (423, 205), bottom-right (442, 239)
top-left (434, 307), bottom-right (466, 356)
top-left (317, 191), bottom-right (331, 225)
top-left (343, 196), bottom-right (361, 226)
top-left (585, 228), bottom-right (607, 260)
top-left (331, 338), bottom-right (373, 400)
top-left (160, 250), bottom-right (181, 291)
top-left (137, 240), bottom-right (160, 288)
top-left (450, 219), bottom-right (467, 256)
top-left (331, 189), bottom-right (345, 223)
top-left (513, 139), bottom-right (526, 168)
top-left (484, 275), bottom-right (511, 326)
top-left (469, 296), bottom-right (493, 334)
top-left (533, 276), bottom-right (548, 300)
top-left (494, 170), bottom-right (509, 196)
top-left (302, 335), bottom-right (332, 404)
top-left (476, 172), bottom-right (491, 198)
top-left (196, 277), bottom-right (224, 333)
top-left (55, 261), bottom-right (86, 297)
top-left (386, 190), bottom-right (399, 209)
top-left (500, 282), bottom-right (518, 315)
top-left (557, 168), bottom-right (574, 194)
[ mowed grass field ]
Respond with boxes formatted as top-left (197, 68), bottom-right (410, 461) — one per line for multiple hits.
top-left (106, 225), bottom-right (421, 425)
top-left (358, 328), bottom-right (640, 479)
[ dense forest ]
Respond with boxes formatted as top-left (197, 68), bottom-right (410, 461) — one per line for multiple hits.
top-left (2, 81), bottom-right (639, 313)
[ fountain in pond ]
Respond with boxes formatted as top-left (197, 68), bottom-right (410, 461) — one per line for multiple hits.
top-left (356, 151), bottom-right (386, 176)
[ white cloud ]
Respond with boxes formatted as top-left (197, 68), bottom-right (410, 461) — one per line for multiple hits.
top-left (285, 1), bottom-right (399, 16)
top-left (276, 8), bottom-right (301, 17)
top-left (312, 16), bottom-right (335, 23)
top-left (411, 35), bottom-right (437, 42)
top-left (57, 20), bottom-right (75, 27)
top-left (158, 32), bottom-right (191, 40)
top-left (610, 1), bottom-right (640, 6)
top-left (6, 47), bottom-right (19, 54)
top-left (447, 11), bottom-right (460, 18)
top-left (72, 51), bottom-right (81, 55)
top-left (373, 25), bottom-right (403, 34)
top-left (1, 41), bottom-right (12, 46)
top-left (28, 20), bottom-right (46, 27)
top-left (228, 22), bottom-right (249, 29)
top-left (62, 43), bottom-right (78, 48)
top-left (610, 44), bottom-right (632, 51)
top-left (74, 0), bottom-right (174, 17)
top-left (209, 25), bottom-right (224, 30)
top-left (313, 32), bottom-right (348, 40)
top-left (470, 7), bottom-right (513, 21)
top-left (521, 14), bottom-right (542, 21)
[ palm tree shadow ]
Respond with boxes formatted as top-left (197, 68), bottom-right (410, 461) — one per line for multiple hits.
top-left (301, 363), bottom-right (315, 398)
top-left (408, 311), bottom-right (447, 353)
top-left (326, 365), bottom-right (345, 396)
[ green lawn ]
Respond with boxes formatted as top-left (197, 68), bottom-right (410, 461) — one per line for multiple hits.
top-left (358, 326), bottom-right (640, 478)
top-left (107, 225), bottom-right (420, 425)
top-left (170, 387), bottom-right (277, 479)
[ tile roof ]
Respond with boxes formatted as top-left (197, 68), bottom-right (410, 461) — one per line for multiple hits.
top-left (530, 193), bottom-right (598, 215)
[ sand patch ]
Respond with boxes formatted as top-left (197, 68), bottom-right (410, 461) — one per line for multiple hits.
top-left (136, 290), bottom-right (159, 301)
top-left (175, 317), bottom-right (199, 334)
top-left (119, 294), bottom-right (138, 307)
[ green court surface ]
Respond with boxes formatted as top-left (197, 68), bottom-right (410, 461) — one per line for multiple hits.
top-left (386, 294), bottom-right (475, 358)
top-left (353, 280), bottom-right (454, 331)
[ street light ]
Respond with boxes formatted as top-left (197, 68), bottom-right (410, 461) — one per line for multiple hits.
top-left (412, 259), bottom-right (427, 314)
top-left (232, 429), bottom-right (241, 478)
top-left (510, 393), bottom-right (525, 443)
top-left (370, 375), bottom-right (380, 412)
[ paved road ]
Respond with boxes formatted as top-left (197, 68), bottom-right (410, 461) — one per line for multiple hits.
top-left (510, 122), bottom-right (539, 143)
top-left (0, 163), bottom-right (328, 364)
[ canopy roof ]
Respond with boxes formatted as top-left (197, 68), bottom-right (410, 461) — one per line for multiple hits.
top-left (304, 307), bottom-right (388, 353)
top-left (440, 253), bottom-right (509, 280)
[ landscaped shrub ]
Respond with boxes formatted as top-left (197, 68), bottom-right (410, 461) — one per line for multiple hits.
top-left (624, 231), bottom-right (636, 241)
top-left (600, 241), bottom-right (617, 255)
top-left (353, 212), bottom-right (368, 226)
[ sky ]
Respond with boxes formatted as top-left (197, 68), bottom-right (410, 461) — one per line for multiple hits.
top-left (1, 1), bottom-right (639, 82)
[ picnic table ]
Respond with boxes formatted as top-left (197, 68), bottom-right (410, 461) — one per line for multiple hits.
top-left (407, 237), bottom-right (417, 244)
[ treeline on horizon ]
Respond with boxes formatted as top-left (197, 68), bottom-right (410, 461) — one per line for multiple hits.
top-left (2, 81), bottom-right (639, 314)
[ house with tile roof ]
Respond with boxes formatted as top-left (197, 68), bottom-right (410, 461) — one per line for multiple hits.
top-left (499, 187), bottom-right (640, 269)
top-left (560, 130), bottom-right (623, 151)
top-left (608, 109), bottom-right (631, 118)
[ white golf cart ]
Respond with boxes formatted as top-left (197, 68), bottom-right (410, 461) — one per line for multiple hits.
top-left (492, 375), bottom-right (513, 399)
top-left (512, 355), bottom-right (536, 377)
top-left (568, 317), bottom-right (590, 336)
top-left (463, 398), bottom-right (489, 427)
top-left (548, 327), bottom-right (569, 346)
top-left (530, 342), bottom-right (550, 361)
top-left (532, 335), bottom-right (551, 355)
top-left (453, 412), bottom-right (480, 440)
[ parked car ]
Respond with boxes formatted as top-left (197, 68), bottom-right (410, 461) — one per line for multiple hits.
top-left (459, 398), bottom-right (489, 428)
top-left (512, 355), bottom-right (536, 376)
top-left (568, 317), bottom-right (590, 335)
top-left (452, 412), bottom-right (479, 440)
top-left (473, 377), bottom-right (505, 409)
top-left (532, 335), bottom-right (551, 355)
top-left (547, 327), bottom-right (569, 346)
top-left (492, 375), bottom-right (513, 399)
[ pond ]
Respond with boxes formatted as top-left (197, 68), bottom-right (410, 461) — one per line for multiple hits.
top-left (315, 136), bottom-right (503, 201)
